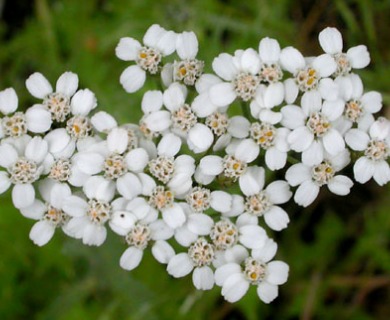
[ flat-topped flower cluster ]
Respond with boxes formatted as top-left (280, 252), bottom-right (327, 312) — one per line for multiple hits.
top-left (0, 24), bottom-right (389, 304)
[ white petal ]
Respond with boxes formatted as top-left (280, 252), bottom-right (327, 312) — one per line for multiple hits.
top-left (44, 128), bottom-right (71, 154)
top-left (152, 240), bottom-right (175, 264)
top-left (266, 180), bottom-right (292, 204)
top-left (70, 89), bottom-right (97, 116)
top-left (91, 111), bottom-right (117, 132)
top-left (12, 183), bottom-right (35, 209)
top-left (239, 166), bottom-right (265, 196)
top-left (209, 82), bottom-right (236, 107)
top-left (212, 53), bottom-right (237, 81)
top-left (240, 48), bottom-right (261, 74)
top-left (353, 157), bottom-right (375, 184)
top-left (361, 91), bottom-right (382, 114)
top-left (302, 140), bottom-right (324, 166)
top-left (193, 266), bottom-right (214, 290)
top-left (73, 152), bottom-right (104, 175)
top-left (294, 181), bottom-right (320, 207)
top-left (167, 253), bottom-right (193, 278)
top-left (318, 27), bottom-right (343, 54)
top-left (150, 220), bottom-right (173, 240)
top-left (312, 54), bottom-right (337, 77)
top-left (321, 99), bottom-right (344, 121)
top-left (109, 211), bottom-right (136, 235)
top-left (20, 199), bottom-right (46, 219)
top-left (252, 238), bottom-right (277, 263)
top-left (266, 261), bottom-right (289, 285)
top-left (288, 127), bottom-right (313, 152)
top-left (257, 282), bottom-right (278, 304)
top-left (115, 37), bottom-right (141, 61)
top-left (265, 147), bottom-right (287, 171)
top-left (328, 175), bottom-right (353, 195)
top-left (281, 105), bottom-right (306, 129)
top-left (125, 148), bottom-right (149, 172)
top-left (50, 182), bottom-right (71, 208)
top-left (264, 206), bottom-right (290, 231)
top-left (215, 263), bottom-right (241, 286)
top-left (239, 225), bottom-right (267, 249)
top-left (0, 143), bottom-right (18, 168)
top-left (0, 172), bottom-right (10, 194)
top-left (141, 90), bottom-right (163, 114)
top-left (117, 173), bottom-right (142, 200)
top-left (280, 47), bottom-right (305, 74)
top-left (345, 129), bottom-right (369, 151)
top-left (284, 79), bottom-right (299, 104)
top-left (187, 124), bottom-right (214, 153)
top-left (25, 136), bottom-right (48, 164)
top-left (162, 203), bottom-right (186, 229)
top-left (373, 161), bottom-right (390, 186)
top-left (222, 273), bottom-right (249, 303)
top-left (107, 128), bottom-right (128, 154)
top-left (137, 172), bottom-right (156, 196)
top-left (25, 105), bottom-right (52, 133)
top-left (323, 129), bottom-right (345, 155)
top-left (156, 30), bottom-right (177, 56)
top-left (347, 45), bottom-right (370, 69)
top-left (210, 191), bottom-right (232, 213)
top-left (285, 163), bottom-right (311, 186)
top-left (163, 83), bottom-right (186, 112)
top-left (120, 65), bottom-right (146, 93)
top-left (63, 216), bottom-right (89, 238)
top-left (144, 110), bottom-right (171, 132)
top-left (143, 24), bottom-right (166, 46)
top-left (235, 139), bottom-right (259, 163)
top-left (26, 72), bottom-right (53, 99)
top-left (120, 247), bottom-right (144, 271)
top-left (56, 72), bottom-right (79, 97)
top-left (259, 37), bottom-right (280, 63)
top-left (176, 31), bottom-right (198, 59)
top-left (319, 78), bottom-right (339, 101)
top-left (228, 116), bottom-right (250, 138)
top-left (174, 226), bottom-right (198, 247)
top-left (82, 224), bottom-right (107, 246)
top-left (62, 195), bottom-right (88, 217)
top-left (84, 176), bottom-right (115, 202)
top-left (29, 220), bottom-right (55, 246)
top-left (199, 155), bottom-right (223, 175)
top-left (301, 90), bottom-right (322, 115)
top-left (192, 93), bottom-right (218, 118)
top-left (158, 133), bottom-right (181, 157)
top-left (187, 213), bottom-right (214, 235)
top-left (0, 87), bottom-right (18, 114)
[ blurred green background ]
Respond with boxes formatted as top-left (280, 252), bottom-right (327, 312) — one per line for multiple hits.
top-left (0, 0), bottom-right (390, 319)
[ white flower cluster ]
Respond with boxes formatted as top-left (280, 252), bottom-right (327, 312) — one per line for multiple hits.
top-left (0, 24), bottom-right (389, 304)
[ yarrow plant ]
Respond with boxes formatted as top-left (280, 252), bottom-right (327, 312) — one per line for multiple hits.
top-left (0, 24), bottom-right (389, 304)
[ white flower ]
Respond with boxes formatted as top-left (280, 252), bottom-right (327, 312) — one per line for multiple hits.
top-left (333, 74), bottom-right (382, 134)
top-left (281, 91), bottom-right (346, 165)
top-left (258, 37), bottom-right (284, 85)
top-left (345, 117), bottom-right (390, 185)
top-left (116, 24), bottom-right (177, 93)
top-left (167, 237), bottom-right (216, 290)
top-left (240, 166), bottom-right (292, 231)
top-left (209, 49), bottom-right (261, 106)
top-left (0, 136), bottom-right (49, 209)
top-left (20, 180), bottom-right (73, 246)
top-left (62, 176), bottom-right (116, 246)
top-left (109, 205), bottom-right (174, 271)
top-left (249, 121), bottom-right (290, 170)
top-left (280, 46), bottom-right (337, 96)
top-left (319, 27), bottom-right (370, 77)
top-left (0, 87), bottom-right (51, 137)
top-left (286, 150), bottom-right (353, 207)
top-left (215, 239), bottom-right (289, 303)
top-left (25, 71), bottom-right (80, 125)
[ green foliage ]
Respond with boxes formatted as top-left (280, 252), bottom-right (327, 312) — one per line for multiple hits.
top-left (0, 0), bottom-right (390, 319)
